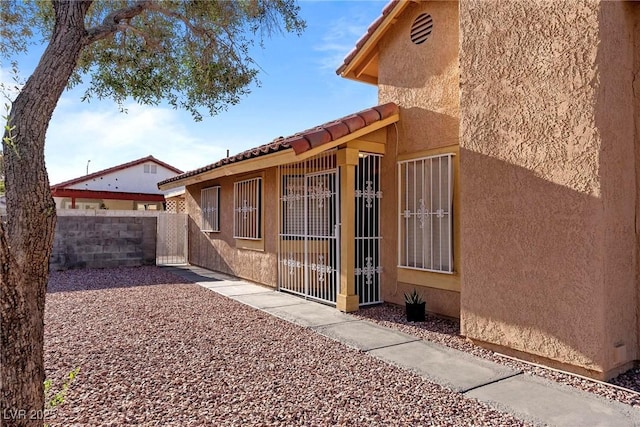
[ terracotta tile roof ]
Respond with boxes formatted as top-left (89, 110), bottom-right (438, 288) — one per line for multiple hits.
top-left (158, 102), bottom-right (399, 187)
top-left (51, 155), bottom-right (183, 189)
top-left (336, 0), bottom-right (403, 77)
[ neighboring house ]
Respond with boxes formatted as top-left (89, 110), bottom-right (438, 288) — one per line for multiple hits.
top-left (159, 0), bottom-right (640, 382)
top-left (52, 155), bottom-right (183, 211)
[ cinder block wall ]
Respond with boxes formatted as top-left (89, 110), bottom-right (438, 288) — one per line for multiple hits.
top-left (50, 216), bottom-right (157, 270)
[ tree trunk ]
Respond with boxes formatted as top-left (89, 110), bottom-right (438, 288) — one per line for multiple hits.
top-left (0, 2), bottom-right (91, 426)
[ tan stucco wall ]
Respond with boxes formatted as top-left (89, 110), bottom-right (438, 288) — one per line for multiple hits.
top-left (186, 168), bottom-right (279, 287)
top-left (633, 2), bottom-right (640, 368)
top-left (459, 0), bottom-right (638, 379)
top-left (104, 199), bottom-right (134, 210)
top-left (376, 0), bottom-right (461, 316)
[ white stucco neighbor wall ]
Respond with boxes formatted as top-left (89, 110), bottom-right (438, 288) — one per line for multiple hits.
top-left (67, 161), bottom-right (178, 194)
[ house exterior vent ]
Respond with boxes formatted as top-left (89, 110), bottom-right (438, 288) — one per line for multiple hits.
top-left (410, 13), bottom-right (433, 45)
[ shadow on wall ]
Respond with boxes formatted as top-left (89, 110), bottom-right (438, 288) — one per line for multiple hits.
top-left (187, 216), bottom-right (235, 277)
top-left (457, 0), bottom-right (639, 380)
top-left (397, 107), bottom-right (460, 154)
top-left (459, 144), bottom-right (636, 378)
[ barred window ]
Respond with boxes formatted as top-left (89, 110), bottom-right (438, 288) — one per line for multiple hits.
top-left (201, 186), bottom-right (220, 232)
top-left (234, 177), bottom-right (262, 239)
top-left (398, 154), bottom-right (453, 273)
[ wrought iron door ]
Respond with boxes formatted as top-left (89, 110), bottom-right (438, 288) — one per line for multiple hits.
top-left (355, 154), bottom-right (382, 305)
top-left (278, 153), bottom-right (339, 305)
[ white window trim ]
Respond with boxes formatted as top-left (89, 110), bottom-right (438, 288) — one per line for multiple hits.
top-left (233, 177), bottom-right (262, 240)
top-left (201, 186), bottom-right (220, 232)
top-left (397, 153), bottom-right (453, 274)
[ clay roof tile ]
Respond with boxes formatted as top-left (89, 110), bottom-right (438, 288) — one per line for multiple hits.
top-left (373, 103), bottom-right (398, 120)
top-left (158, 102), bottom-right (399, 187)
top-left (336, 1), bottom-right (404, 77)
top-left (358, 108), bottom-right (382, 126)
top-left (323, 121), bottom-right (351, 141)
top-left (304, 128), bottom-right (332, 148)
top-left (288, 136), bottom-right (312, 155)
top-left (342, 114), bottom-right (367, 132)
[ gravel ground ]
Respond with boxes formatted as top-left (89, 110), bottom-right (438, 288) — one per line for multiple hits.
top-left (45, 267), bottom-right (532, 426)
top-left (352, 305), bottom-right (640, 407)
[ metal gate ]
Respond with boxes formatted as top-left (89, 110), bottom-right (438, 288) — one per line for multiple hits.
top-left (278, 152), bottom-right (339, 305)
top-left (156, 212), bottom-right (188, 265)
top-left (355, 154), bottom-right (382, 305)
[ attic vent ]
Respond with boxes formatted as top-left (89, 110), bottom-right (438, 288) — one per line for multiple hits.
top-left (410, 13), bottom-right (433, 45)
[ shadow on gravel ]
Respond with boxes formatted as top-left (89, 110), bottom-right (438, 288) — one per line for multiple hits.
top-left (47, 266), bottom-right (194, 293)
top-left (356, 303), bottom-right (461, 336)
top-left (610, 368), bottom-right (640, 394)
top-left (356, 304), bottom-right (640, 395)
top-left (159, 267), bottom-right (222, 284)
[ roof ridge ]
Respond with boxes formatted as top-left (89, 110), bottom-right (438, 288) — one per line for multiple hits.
top-left (51, 155), bottom-right (183, 189)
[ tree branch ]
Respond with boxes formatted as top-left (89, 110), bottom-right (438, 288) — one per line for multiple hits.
top-left (143, 2), bottom-right (207, 38)
top-left (117, 22), bottom-right (163, 50)
top-left (83, 0), bottom-right (152, 45)
top-left (143, 3), bottom-right (246, 67)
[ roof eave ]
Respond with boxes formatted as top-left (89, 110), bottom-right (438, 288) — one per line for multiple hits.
top-left (337, 1), bottom-right (412, 84)
top-left (158, 113), bottom-right (399, 191)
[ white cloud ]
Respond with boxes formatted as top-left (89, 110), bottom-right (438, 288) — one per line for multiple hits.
top-left (45, 100), bottom-right (227, 184)
top-left (314, 16), bottom-right (367, 70)
top-left (0, 65), bottom-right (229, 185)
top-left (313, 2), bottom-right (384, 71)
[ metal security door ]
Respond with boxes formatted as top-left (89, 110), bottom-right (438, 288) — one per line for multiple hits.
top-left (156, 212), bottom-right (188, 265)
top-left (355, 154), bottom-right (382, 305)
top-left (279, 153), bottom-right (339, 305)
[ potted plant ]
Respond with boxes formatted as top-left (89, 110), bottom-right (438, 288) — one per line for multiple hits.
top-left (404, 289), bottom-right (425, 322)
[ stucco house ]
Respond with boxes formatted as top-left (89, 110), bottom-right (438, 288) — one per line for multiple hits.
top-left (52, 155), bottom-right (183, 211)
top-left (159, 0), bottom-right (640, 381)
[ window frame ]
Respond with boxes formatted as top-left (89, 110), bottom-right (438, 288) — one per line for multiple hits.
top-left (200, 186), bottom-right (220, 232)
top-left (397, 153), bottom-right (454, 274)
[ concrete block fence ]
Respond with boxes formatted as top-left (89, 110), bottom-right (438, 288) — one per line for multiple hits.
top-left (50, 214), bottom-right (157, 270)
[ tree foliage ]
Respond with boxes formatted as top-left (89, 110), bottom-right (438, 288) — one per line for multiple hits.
top-left (1, 0), bottom-right (305, 120)
top-left (0, 1), bottom-right (304, 423)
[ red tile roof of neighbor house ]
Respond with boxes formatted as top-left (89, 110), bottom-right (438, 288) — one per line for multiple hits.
top-left (336, 0), bottom-right (403, 77)
top-left (50, 155), bottom-right (183, 189)
top-left (158, 102), bottom-right (399, 187)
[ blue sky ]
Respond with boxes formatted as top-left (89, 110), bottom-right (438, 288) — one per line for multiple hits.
top-left (0, 1), bottom-right (386, 185)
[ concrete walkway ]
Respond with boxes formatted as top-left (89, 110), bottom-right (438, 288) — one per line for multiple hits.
top-left (163, 265), bottom-right (640, 427)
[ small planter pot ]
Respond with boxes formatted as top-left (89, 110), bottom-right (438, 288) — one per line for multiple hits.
top-left (405, 302), bottom-right (425, 322)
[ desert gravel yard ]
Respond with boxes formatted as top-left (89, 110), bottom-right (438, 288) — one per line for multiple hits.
top-left (44, 266), bottom-right (532, 426)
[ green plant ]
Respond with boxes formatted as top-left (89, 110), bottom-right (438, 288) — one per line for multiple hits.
top-left (404, 289), bottom-right (424, 305)
top-left (44, 367), bottom-right (80, 417)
